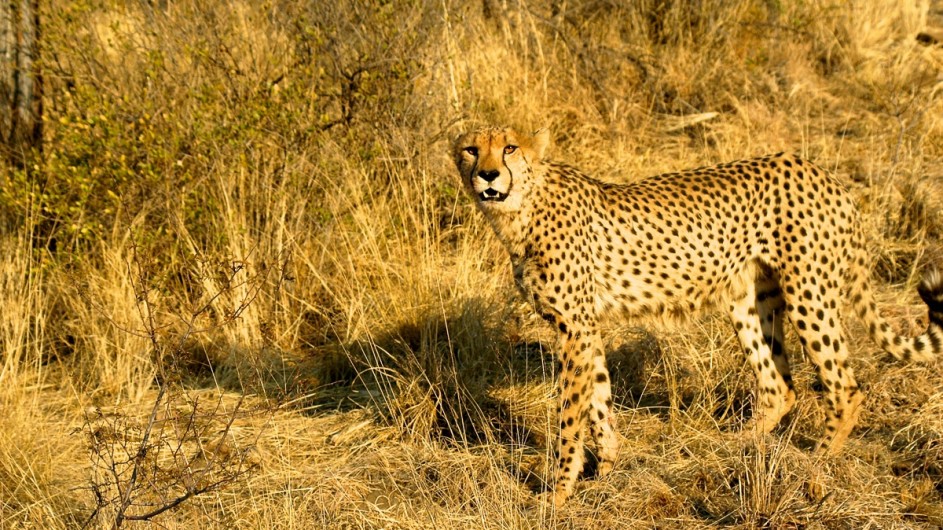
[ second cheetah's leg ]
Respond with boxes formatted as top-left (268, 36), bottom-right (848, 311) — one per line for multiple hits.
top-left (729, 276), bottom-right (795, 432)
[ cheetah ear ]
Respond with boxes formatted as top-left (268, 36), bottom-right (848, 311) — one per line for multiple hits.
top-left (528, 128), bottom-right (550, 160)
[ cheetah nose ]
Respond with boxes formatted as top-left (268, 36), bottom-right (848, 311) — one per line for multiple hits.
top-left (478, 169), bottom-right (500, 183)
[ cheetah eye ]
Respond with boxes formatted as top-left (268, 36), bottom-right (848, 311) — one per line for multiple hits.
top-left (464, 146), bottom-right (478, 156)
top-left (504, 145), bottom-right (517, 155)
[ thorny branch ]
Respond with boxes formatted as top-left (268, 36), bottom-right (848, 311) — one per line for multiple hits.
top-left (82, 230), bottom-right (271, 529)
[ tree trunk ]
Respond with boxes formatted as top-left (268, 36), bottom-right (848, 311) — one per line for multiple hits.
top-left (0, 0), bottom-right (42, 167)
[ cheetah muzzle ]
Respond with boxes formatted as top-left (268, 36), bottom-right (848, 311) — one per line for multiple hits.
top-left (452, 125), bottom-right (943, 507)
top-left (479, 188), bottom-right (508, 202)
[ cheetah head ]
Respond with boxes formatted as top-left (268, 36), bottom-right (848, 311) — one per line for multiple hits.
top-left (453, 126), bottom-right (549, 212)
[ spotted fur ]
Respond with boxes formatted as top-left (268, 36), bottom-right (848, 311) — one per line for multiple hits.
top-left (453, 125), bottom-right (943, 505)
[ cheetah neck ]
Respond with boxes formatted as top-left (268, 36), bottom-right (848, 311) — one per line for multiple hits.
top-left (479, 202), bottom-right (532, 258)
top-left (475, 167), bottom-right (546, 257)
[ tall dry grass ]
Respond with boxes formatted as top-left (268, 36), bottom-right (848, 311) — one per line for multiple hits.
top-left (1, 0), bottom-right (942, 527)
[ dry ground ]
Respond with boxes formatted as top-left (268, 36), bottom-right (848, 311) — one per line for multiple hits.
top-left (2, 0), bottom-right (943, 528)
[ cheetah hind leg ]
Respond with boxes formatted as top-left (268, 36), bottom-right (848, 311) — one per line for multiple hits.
top-left (755, 276), bottom-right (797, 427)
top-left (823, 386), bottom-right (864, 455)
top-left (781, 277), bottom-right (863, 454)
top-left (729, 276), bottom-right (796, 433)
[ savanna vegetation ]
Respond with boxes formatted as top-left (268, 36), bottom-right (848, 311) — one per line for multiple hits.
top-left (2, 0), bottom-right (942, 527)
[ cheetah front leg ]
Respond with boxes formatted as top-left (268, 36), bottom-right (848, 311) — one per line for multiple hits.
top-left (587, 348), bottom-right (618, 478)
top-left (550, 322), bottom-right (600, 505)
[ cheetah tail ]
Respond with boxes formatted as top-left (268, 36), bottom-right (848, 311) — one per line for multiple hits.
top-left (917, 268), bottom-right (943, 331)
top-left (851, 265), bottom-right (943, 363)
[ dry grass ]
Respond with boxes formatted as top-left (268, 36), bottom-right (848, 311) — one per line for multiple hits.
top-left (2, 0), bottom-right (943, 528)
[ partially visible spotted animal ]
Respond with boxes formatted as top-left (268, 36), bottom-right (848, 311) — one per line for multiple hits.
top-left (452, 125), bottom-right (943, 506)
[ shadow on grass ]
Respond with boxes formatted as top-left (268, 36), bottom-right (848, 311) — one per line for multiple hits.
top-left (175, 298), bottom-right (747, 493)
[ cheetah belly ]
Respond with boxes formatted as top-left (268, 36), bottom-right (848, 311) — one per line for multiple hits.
top-left (591, 224), bottom-right (759, 324)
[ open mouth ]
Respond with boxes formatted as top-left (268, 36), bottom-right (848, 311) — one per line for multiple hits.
top-left (479, 189), bottom-right (508, 202)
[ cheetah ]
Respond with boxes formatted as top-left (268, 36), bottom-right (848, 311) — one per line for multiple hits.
top-left (452, 125), bottom-right (943, 505)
